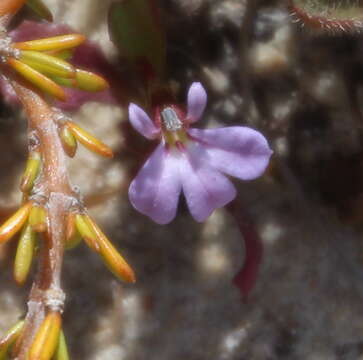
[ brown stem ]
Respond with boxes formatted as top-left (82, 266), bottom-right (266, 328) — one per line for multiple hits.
top-left (10, 81), bottom-right (75, 359)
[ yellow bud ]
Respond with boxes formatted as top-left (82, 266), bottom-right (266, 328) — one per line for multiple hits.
top-left (84, 215), bottom-right (136, 283)
top-left (28, 205), bottom-right (47, 233)
top-left (13, 34), bottom-right (86, 52)
top-left (7, 58), bottom-right (66, 101)
top-left (0, 202), bottom-right (32, 245)
top-left (59, 124), bottom-right (77, 158)
top-left (74, 214), bottom-right (100, 252)
top-left (26, 0), bottom-right (53, 22)
top-left (54, 331), bottom-right (69, 360)
top-left (66, 121), bottom-right (113, 158)
top-left (75, 69), bottom-right (109, 92)
top-left (14, 223), bottom-right (36, 285)
top-left (46, 49), bottom-right (73, 61)
top-left (0, 320), bottom-right (24, 360)
top-left (28, 312), bottom-right (61, 360)
top-left (65, 213), bottom-right (81, 250)
top-left (20, 150), bottom-right (41, 193)
top-left (19, 51), bottom-right (76, 79)
top-left (48, 76), bottom-right (76, 88)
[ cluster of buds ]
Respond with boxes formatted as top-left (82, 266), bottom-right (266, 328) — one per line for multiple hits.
top-left (56, 113), bottom-right (113, 159)
top-left (0, 1), bottom-right (137, 358)
top-left (0, 33), bottom-right (108, 101)
top-left (0, 200), bottom-right (135, 284)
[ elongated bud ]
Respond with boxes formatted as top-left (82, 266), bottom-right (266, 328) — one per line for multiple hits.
top-left (74, 214), bottom-right (100, 252)
top-left (66, 121), bottom-right (113, 158)
top-left (13, 34), bottom-right (86, 52)
top-left (59, 124), bottom-right (77, 158)
top-left (19, 51), bottom-right (76, 79)
top-left (48, 76), bottom-right (76, 88)
top-left (54, 330), bottom-right (69, 360)
top-left (0, 320), bottom-right (24, 360)
top-left (0, 0), bottom-right (26, 16)
top-left (29, 205), bottom-right (47, 233)
top-left (20, 150), bottom-right (41, 193)
top-left (7, 58), bottom-right (66, 101)
top-left (26, 0), bottom-right (53, 22)
top-left (75, 69), bottom-right (109, 92)
top-left (46, 49), bottom-right (73, 61)
top-left (0, 202), bottom-right (32, 245)
top-left (65, 213), bottom-right (81, 250)
top-left (14, 223), bottom-right (36, 285)
top-left (84, 215), bottom-right (136, 283)
top-left (29, 312), bottom-right (61, 360)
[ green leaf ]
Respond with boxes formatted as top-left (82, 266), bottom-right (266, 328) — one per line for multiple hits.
top-left (108, 0), bottom-right (166, 81)
top-left (26, 0), bottom-right (53, 21)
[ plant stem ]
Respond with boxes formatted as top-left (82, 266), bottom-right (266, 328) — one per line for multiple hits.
top-left (10, 81), bottom-right (75, 359)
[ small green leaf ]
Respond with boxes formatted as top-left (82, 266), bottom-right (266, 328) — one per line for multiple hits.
top-left (26, 0), bottom-right (53, 21)
top-left (108, 0), bottom-right (166, 81)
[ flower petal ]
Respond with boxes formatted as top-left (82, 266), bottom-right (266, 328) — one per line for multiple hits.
top-left (180, 143), bottom-right (236, 222)
top-left (186, 82), bottom-right (207, 123)
top-left (128, 103), bottom-right (160, 139)
top-left (129, 144), bottom-right (182, 224)
top-left (188, 127), bottom-right (272, 180)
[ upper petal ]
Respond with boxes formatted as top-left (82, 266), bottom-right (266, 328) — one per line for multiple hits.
top-left (188, 127), bottom-right (272, 180)
top-left (180, 143), bottom-right (236, 222)
top-left (186, 82), bottom-right (207, 123)
top-left (129, 144), bottom-right (182, 224)
top-left (129, 103), bottom-right (160, 139)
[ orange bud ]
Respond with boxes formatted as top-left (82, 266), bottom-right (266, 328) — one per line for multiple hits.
top-left (66, 121), bottom-right (113, 158)
top-left (7, 58), bottom-right (66, 101)
top-left (0, 0), bottom-right (26, 16)
top-left (0, 202), bottom-right (32, 245)
top-left (84, 215), bottom-right (136, 283)
top-left (28, 312), bottom-right (61, 360)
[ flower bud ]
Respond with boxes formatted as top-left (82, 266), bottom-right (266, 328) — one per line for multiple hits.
top-left (59, 124), bottom-right (77, 158)
top-left (13, 34), bottom-right (86, 52)
top-left (7, 58), bottom-right (66, 101)
top-left (75, 69), bottom-right (109, 92)
top-left (28, 312), bottom-right (62, 360)
top-left (54, 331), bottom-right (69, 360)
top-left (20, 150), bottom-right (41, 193)
top-left (74, 214), bottom-right (100, 252)
top-left (28, 205), bottom-right (47, 233)
top-left (66, 121), bottom-right (113, 158)
top-left (14, 223), bottom-right (36, 285)
top-left (0, 202), bottom-right (32, 245)
top-left (19, 51), bottom-right (76, 78)
top-left (84, 215), bottom-right (136, 283)
top-left (65, 213), bottom-right (81, 250)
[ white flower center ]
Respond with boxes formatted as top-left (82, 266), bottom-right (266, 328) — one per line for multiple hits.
top-left (161, 107), bottom-right (182, 132)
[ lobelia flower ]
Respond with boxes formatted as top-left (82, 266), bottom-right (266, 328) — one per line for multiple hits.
top-left (128, 82), bottom-right (273, 224)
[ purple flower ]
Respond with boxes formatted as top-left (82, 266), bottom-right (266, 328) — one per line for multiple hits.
top-left (128, 82), bottom-right (273, 224)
